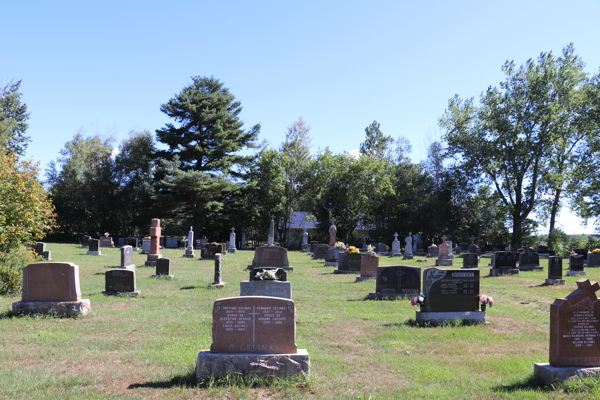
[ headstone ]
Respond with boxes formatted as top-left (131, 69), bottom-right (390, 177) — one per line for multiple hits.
top-left (81, 235), bottom-right (91, 247)
top-left (428, 245), bottom-right (439, 257)
top-left (495, 244), bottom-right (506, 251)
top-left (417, 268), bottom-right (485, 324)
top-left (153, 257), bottom-right (173, 278)
top-left (201, 244), bottom-right (221, 259)
top-left (309, 241), bottom-right (318, 254)
top-left (391, 233), bottom-right (401, 256)
top-left (142, 238), bottom-right (151, 253)
top-left (228, 227), bottom-right (237, 253)
top-left (313, 244), bottom-right (329, 260)
top-left (120, 245), bottom-right (135, 269)
top-left (184, 227), bottom-right (195, 258)
top-left (42, 250), bottom-right (52, 260)
top-left (268, 218), bottom-right (275, 245)
top-left (104, 269), bottom-right (139, 295)
top-left (356, 254), bottom-right (380, 281)
top-left (574, 249), bottom-right (589, 261)
top-left (415, 240), bottom-right (425, 256)
top-left (490, 251), bottom-right (519, 276)
top-left (588, 252), bottom-right (600, 267)
top-left (404, 233), bottom-right (413, 259)
top-left (435, 240), bottom-right (453, 266)
top-left (460, 243), bottom-right (469, 252)
top-left (99, 236), bottom-right (114, 248)
top-left (145, 219), bottom-right (162, 266)
top-left (126, 237), bottom-right (139, 250)
top-left (12, 262), bottom-right (91, 316)
top-left (87, 239), bottom-right (101, 255)
top-left (33, 242), bottom-right (46, 256)
top-left (373, 243), bottom-right (388, 255)
top-left (519, 251), bottom-right (543, 271)
top-left (546, 256), bottom-right (565, 284)
top-left (166, 236), bottom-right (178, 248)
top-left (337, 251), bottom-right (347, 269)
top-left (249, 246), bottom-right (292, 271)
top-left (212, 253), bottom-right (224, 287)
top-left (537, 245), bottom-right (549, 254)
top-left (368, 265), bottom-right (421, 299)
top-left (240, 231), bottom-right (248, 250)
top-left (412, 233), bottom-right (420, 252)
top-left (462, 253), bottom-right (478, 269)
top-left (196, 296), bottom-right (309, 379)
top-left (325, 248), bottom-right (344, 266)
top-left (535, 279), bottom-right (600, 383)
top-left (118, 237), bottom-right (125, 247)
top-left (468, 244), bottom-right (480, 255)
top-left (568, 255), bottom-right (586, 276)
top-left (328, 222), bottom-right (337, 247)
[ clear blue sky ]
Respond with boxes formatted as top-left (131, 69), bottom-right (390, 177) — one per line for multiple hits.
top-left (3, 0), bottom-right (599, 233)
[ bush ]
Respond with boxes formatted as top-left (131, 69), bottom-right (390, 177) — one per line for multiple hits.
top-left (0, 246), bottom-right (35, 296)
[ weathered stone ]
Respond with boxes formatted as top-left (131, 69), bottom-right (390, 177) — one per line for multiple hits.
top-left (120, 245), bottom-right (135, 269)
top-left (213, 253), bottom-right (224, 286)
top-left (104, 269), bottom-right (139, 295)
top-left (249, 246), bottom-right (292, 270)
top-left (99, 236), bottom-right (114, 248)
top-left (462, 253), bottom-right (478, 269)
top-left (240, 280), bottom-right (292, 299)
top-left (145, 218), bottom-right (162, 267)
top-left (196, 350), bottom-right (310, 379)
top-left (153, 257), bottom-right (173, 278)
top-left (588, 252), bottom-right (600, 267)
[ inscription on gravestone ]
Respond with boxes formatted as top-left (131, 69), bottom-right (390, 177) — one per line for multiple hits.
top-left (120, 245), bottom-right (135, 269)
top-left (493, 251), bottom-right (516, 269)
top-left (105, 269), bottom-right (136, 293)
top-left (210, 296), bottom-right (297, 353)
top-left (548, 256), bottom-right (563, 279)
top-left (421, 268), bottom-right (479, 312)
top-left (550, 279), bottom-right (600, 367)
top-left (252, 246), bottom-right (289, 267)
top-left (570, 255), bottom-right (585, 271)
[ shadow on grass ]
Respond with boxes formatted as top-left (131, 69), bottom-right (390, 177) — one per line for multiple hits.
top-left (93, 272), bottom-right (105, 275)
top-left (127, 369), bottom-right (309, 390)
top-left (180, 286), bottom-right (200, 290)
top-left (492, 375), bottom-right (551, 392)
top-left (0, 310), bottom-right (83, 320)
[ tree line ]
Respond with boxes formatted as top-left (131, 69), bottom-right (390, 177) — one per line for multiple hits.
top-left (3, 44), bottom-right (600, 257)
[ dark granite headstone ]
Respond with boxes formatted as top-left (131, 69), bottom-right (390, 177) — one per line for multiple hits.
top-left (34, 242), bottom-right (46, 256)
top-left (548, 256), bottom-right (563, 279)
top-left (202, 244), bottom-right (221, 259)
top-left (519, 251), bottom-right (540, 268)
top-left (460, 243), bottom-right (469, 251)
top-left (421, 268), bottom-right (479, 312)
top-left (89, 239), bottom-right (100, 252)
top-left (155, 258), bottom-right (171, 276)
top-left (463, 253), bottom-right (478, 269)
top-left (251, 246), bottom-right (289, 267)
top-left (493, 251), bottom-right (516, 269)
top-left (550, 279), bottom-right (600, 367)
top-left (313, 244), bottom-right (329, 259)
top-left (537, 245), bottom-right (549, 254)
top-left (574, 249), bottom-right (589, 261)
top-left (468, 244), bottom-right (480, 255)
top-left (309, 241), bottom-right (318, 253)
top-left (374, 265), bottom-right (421, 296)
top-left (249, 268), bottom-right (287, 282)
top-left (81, 235), bottom-right (91, 247)
top-left (105, 269), bottom-right (136, 293)
top-left (589, 252), bottom-right (600, 267)
top-left (126, 237), bottom-right (139, 249)
top-left (570, 255), bottom-right (585, 271)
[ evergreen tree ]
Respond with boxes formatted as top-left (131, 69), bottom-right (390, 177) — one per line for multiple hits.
top-left (0, 80), bottom-right (30, 155)
top-left (359, 120), bottom-right (394, 161)
top-left (155, 76), bottom-right (260, 234)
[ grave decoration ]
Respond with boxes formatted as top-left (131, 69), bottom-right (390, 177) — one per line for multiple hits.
top-left (196, 296), bottom-right (310, 379)
top-left (546, 256), bottom-right (565, 285)
top-left (534, 279), bottom-right (600, 383)
top-left (103, 268), bottom-right (140, 296)
top-left (368, 265), bottom-right (421, 299)
top-left (247, 245), bottom-right (293, 271)
top-left (241, 268), bottom-right (291, 299)
top-left (416, 268), bottom-right (486, 324)
top-left (12, 262), bottom-right (91, 316)
top-left (144, 219), bottom-right (162, 267)
top-left (355, 246), bottom-right (380, 281)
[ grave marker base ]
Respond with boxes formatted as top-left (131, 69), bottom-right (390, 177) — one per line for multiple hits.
top-left (247, 265), bottom-right (294, 271)
top-left (519, 266), bottom-right (544, 271)
top-left (416, 310), bottom-right (487, 324)
top-left (368, 292), bottom-right (415, 299)
top-left (228, 249), bottom-right (237, 253)
top-left (12, 299), bottom-right (91, 316)
top-left (211, 282), bottom-right (225, 288)
top-left (567, 271), bottom-right (587, 276)
top-left (324, 262), bottom-right (338, 267)
top-left (534, 363), bottom-right (600, 384)
top-left (435, 259), bottom-right (453, 266)
top-left (151, 275), bottom-right (174, 279)
top-left (87, 251), bottom-right (101, 255)
top-left (196, 349), bottom-right (310, 379)
top-left (102, 291), bottom-right (140, 296)
top-left (489, 268), bottom-right (519, 276)
top-left (545, 279), bottom-right (565, 285)
top-left (403, 255), bottom-right (413, 260)
top-left (333, 269), bottom-right (358, 274)
top-left (355, 276), bottom-right (376, 282)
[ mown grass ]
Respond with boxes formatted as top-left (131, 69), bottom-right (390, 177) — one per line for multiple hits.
top-left (0, 244), bottom-right (599, 399)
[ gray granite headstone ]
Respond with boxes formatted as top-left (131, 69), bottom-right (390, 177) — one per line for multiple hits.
top-left (120, 245), bottom-right (135, 269)
top-left (462, 253), bottom-right (478, 269)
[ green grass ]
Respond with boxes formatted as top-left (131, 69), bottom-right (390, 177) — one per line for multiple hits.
top-left (1, 245), bottom-right (599, 399)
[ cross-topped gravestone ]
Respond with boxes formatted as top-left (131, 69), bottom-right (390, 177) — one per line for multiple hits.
top-left (549, 279), bottom-right (600, 367)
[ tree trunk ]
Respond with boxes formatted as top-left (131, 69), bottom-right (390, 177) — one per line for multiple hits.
top-left (511, 213), bottom-right (523, 249)
top-left (548, 189), bottom-right (562, 249)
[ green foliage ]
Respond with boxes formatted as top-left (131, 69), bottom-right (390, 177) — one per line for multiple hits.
top-left (359, 120), bottom-right (394, 161)
top-left (0, 246), bottom-right (35, 296)
top-left (440, 44), bottom-right (593, 246)
top-left (0, 80), bottom-right (29, 155)
top-left (0, 153), bottom-right (56, 254)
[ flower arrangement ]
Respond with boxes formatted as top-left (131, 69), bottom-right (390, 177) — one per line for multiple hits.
top-left (593, 249), bottom-right (600, 253)
top-left (476, 294), bottom-right (495, 311)
top-left (569, 251), bottom-right (577, 255)
top-left (104, 232), bottom-right (109, 237)
top-left (335, 241), bottom-right (346, 249)
top-left (411, 292), bottom-right (425, 306)
top-left (254, 270), bottom-right (278, 280)
top-left (430, 244), bottom-right (437, 248)
top-left (366, 244), bottom-right (376, 255)
top-left (211, 242), bottom-right (220, 246)
top-left (347, 246), bottom-right (360, 254)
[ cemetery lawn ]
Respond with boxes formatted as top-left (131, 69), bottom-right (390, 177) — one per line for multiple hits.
top-left (2, 245), bottom-right (600, 399)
